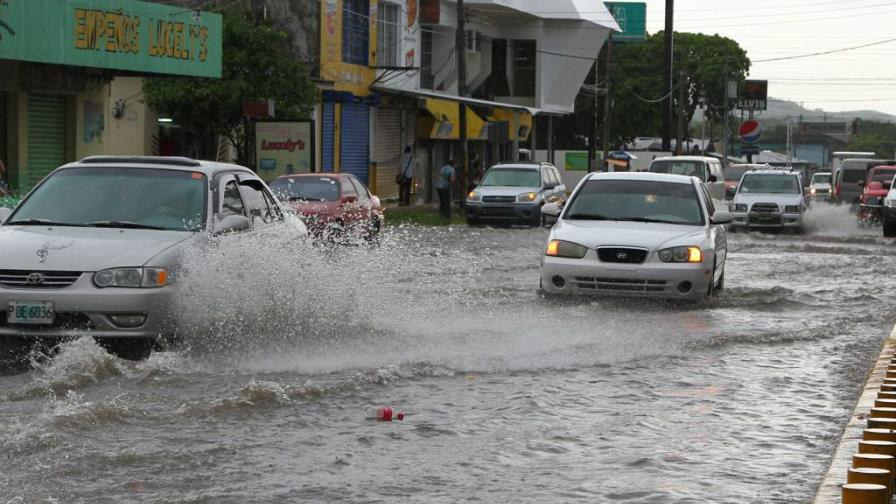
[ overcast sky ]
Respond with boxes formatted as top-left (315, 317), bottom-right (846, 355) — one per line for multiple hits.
top-left (632, 0), bottom-right (896, 116)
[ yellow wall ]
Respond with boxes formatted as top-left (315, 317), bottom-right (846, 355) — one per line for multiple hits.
top-left (320, 0), bottom-right (376, 96)
top-left (75, 77), bottom-right (156, 159)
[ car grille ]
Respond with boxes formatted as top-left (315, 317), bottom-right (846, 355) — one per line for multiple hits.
top-left (573, 277), bottom-right (667, 292)
top-left (597, 247), bottom-right (648, 264)
top-left (750, 203), bottom-right (779, 213)
top-left (0, 312), bottom-right (94, 330)
top-left (482, 196), bottom-right (516, 204)
top-left (0, 270), bottom-right (83, 289)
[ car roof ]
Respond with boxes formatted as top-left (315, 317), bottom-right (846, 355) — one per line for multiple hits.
top-left (584, 171), bottom-right (696, 184)
top-left (742, 170), bottom-right (799, 175)
top-left (61, 156), bottom-right (254, 178)
top-left (651, 156), bottom-right (717, 162)
top-left (275, 173), bottom-right (345, 180)
top-left (489, 163), bottom-right (544, 170)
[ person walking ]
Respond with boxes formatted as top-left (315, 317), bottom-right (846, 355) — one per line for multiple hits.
top-left (396, 146), bottom-right (415, 206)
top-left (436, 159), bottom-right (456, 220)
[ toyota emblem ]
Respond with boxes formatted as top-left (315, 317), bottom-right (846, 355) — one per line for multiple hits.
top-left (26, 272), bottom-right (45, 286)
top-left (616, 252), bottom-right (628, 260)
top-left (36, 248), bottom-right (49, 262)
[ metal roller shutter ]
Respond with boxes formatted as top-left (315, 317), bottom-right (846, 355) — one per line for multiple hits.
top-left (339, 102), bottom-right (369, 183)
top-left (374, 107), bottom-right (401, 200)
top-left (26, 94), bottom-right (68, 190)
top-left (322, 102), bottom-right (335, 172)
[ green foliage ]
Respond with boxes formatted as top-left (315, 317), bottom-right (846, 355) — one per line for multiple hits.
top-left (143, 8), bottom-right (316, 166)
top-left (846, 120), bottom-right (896, 158)
top-left (548, 31), bottom-right (750, 150)
top-left (0, 196), bottom-right (19, 209)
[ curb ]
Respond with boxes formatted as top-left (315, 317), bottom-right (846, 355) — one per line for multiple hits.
top-left (813, 323), bottom-right (896, 503)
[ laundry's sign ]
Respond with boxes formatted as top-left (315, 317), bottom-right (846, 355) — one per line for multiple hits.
top-left (0, 0), bottom-right (221, 78)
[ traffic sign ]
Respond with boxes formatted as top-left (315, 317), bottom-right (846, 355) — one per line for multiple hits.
top-left (737, 80), bottom-right (768, 111)
top-left (604, 2), bottom-right (647, 42)
top-left (739, 120), bottom-right (762, 144)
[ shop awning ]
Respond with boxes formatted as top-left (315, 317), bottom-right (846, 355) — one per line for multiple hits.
top-left (373, 84), bottom-right (543, 116)
top-left (419, 98), bottom-right (488, 140)
top-left (490, 108), bottom-right (533, 141)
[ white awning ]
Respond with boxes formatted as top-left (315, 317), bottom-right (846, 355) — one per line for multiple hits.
top-left (372, 84), bottom-right (548, 116)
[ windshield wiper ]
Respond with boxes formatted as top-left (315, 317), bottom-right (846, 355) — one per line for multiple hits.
top-left (87, 221), bottom-right (168, 230)
top-left (617, 217), bottom-right (691, 225)
top-left (565, 213), bottom-right (610, 220)
top-left (5, 219), bottom-right (86, 227)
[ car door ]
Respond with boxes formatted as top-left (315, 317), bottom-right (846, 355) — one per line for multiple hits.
top-left (706, 161), bottom-right (725, 200)
top-left (348, 176), bottom-right (373, 224)
top-left (699, 182), bottom-right (727, 277)
top-left (548, 166), bottom-right (566, 204)
top-left (237, 177), bottom-right (278, 228)
top-left (339, 176), bottom-right (361, 227)
top-left (213, 175), bottom-right (249, 231)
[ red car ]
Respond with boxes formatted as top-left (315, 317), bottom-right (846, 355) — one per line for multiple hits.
top-left (269, 173), bottom-right (384, 241)
top-left (858, 166), bottom-right (896, 223)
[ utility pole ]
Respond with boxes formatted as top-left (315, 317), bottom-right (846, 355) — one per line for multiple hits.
top-left (601, 33), bottom-right (614, 170)
top-left (588, 60), bottom-right (597, 172)
top-left (722, 61), bottom-right (729, 166)
top-left (456, 0), bottom-right (468, 205)
top-left (662, 0), bottom-right (674, 151)
top-left (676, 68), bottom-right (686, 155)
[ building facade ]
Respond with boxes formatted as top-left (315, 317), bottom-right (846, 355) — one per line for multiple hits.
top-left (0, 0), bottom-right (223, 193)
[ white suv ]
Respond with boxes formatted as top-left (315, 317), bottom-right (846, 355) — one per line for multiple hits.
top-left (728, 169), bottom-right (807, 232)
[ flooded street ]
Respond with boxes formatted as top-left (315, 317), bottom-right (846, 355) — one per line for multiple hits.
top-left (2, 204), bottom-right (895, 503)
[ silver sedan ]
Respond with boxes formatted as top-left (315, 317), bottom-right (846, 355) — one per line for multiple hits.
top-left (539, 172), bottom-right (731, 300)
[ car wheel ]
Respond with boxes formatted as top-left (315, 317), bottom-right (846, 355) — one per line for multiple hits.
top-left (707, 261), bottom-right (719, 297)
top-left (97, 337), bottom-right (153, 361)
top-left (884, 213), bottom-right (896, 237)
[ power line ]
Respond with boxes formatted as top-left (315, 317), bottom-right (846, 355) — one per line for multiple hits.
top-left (753, 37), bottom-right (896, 63)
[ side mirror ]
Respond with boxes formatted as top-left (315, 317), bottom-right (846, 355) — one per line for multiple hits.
top-left (711, 210), bottom-right (733, 225)
top-left (543, 183), bottom-right (556, 190)
top-left (541, 202), bottom-right (561, 218)
top-left (212, 214), bottom-right (251, 234)
top-left (707, 175), bottom-right (718, 183)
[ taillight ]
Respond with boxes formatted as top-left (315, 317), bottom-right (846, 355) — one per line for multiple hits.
top-left (834, 183), bottom-right (840, 196)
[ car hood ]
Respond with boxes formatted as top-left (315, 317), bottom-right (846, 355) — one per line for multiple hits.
top-left (0, 226), bottom-right (196, 271)
top-left (287, 201), bottom-right (341, 217)
top-left (733, 193), bottom-right (803, 205)
top-left (475, 186), bottom-right (540, 197)
top-left (811, 183), bottom-right (832, 190)
top-left (552, 219), bottom-right (706, 250)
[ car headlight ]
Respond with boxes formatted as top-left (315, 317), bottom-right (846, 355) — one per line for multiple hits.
top-left (730, 203), bottom-right (747, 212)
top-left (784, 205), bottom-right (801, 213)
top-left (94, 267), bottom-right (169, 288)
top-left (887, 198), bottom-right (896, 208)
top-left (810, 187), bottom-right (817, 194)
top-left (467, 191), bottom-right (481, 202)
top-left (546, 239), bottom-right (588, 259)
top-left (517, 192), bottom-right (538, 203)
top-left (658, 246), bottom-right (703, 263)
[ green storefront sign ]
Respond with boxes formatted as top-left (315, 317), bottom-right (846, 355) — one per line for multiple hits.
top-left (604, 2), bottom-right (647, 42)
top-left (0, 0), bottom-right (222, 78)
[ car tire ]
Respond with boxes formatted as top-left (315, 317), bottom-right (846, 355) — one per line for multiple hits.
top-left (97, 337), bottom-right (153, 361)
top-left (884, 213), bottom-right (896, 237)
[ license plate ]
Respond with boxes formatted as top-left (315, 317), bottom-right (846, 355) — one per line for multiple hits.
top-left (757, 212), bottom-right (772, 220)
top-left (7, 301), bottom-right (55, 325)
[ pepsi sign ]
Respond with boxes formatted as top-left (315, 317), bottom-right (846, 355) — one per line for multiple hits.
top-left (739, 120), bottom-right (762, 144)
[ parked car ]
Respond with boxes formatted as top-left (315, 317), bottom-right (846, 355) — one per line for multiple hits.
top-left (0, 156), bottom-right (305, 361)
top-left (724, 163), bottom-right (766, 200)
top-left (648, 156), bottom-right (726, 200)
top-left (539, 172), bottom-right (729, 300)
top-left (269, 173), bottom-right (383, 241)
top-left (858, 165), bottom-right (896, 224)
top-left (808, 172), bottom-right (832, 201)
top-left (466, 162), bottom-right (566, 226)
top-left (883, 174), bottom-right (896, 237)
top-left (832, 158), bottom-right (895, 206)
top-left (728, 168), bottom-right (806, 232)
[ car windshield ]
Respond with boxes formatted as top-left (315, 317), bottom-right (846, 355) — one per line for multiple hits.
top-left (8, 167), bottom-right (207, 231)
top-left (480, 168), bottom-right (540, 187)
top-left (842, 169), bottom-right (868, 184)
top-left (564, 179), bottom-right (704, 226)
top-left (811, 174), bottom-right (832, 185)
top-left (649, 160), bottom-right (707, 181)
top-left (269, 177), bottom-right (340, 201)
top-left (739, 174), bottom-right (801, 194)
top-left (870, 170), bottom-right (896, 185)
top-left (726, 165), bottom-right (750, 181)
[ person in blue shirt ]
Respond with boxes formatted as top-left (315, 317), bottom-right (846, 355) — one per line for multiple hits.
top-left (436, 159), bottom-right (456, 219)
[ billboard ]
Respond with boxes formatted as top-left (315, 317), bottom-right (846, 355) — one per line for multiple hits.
top-left (255, 122), bottom-right (313, 182)
top-left (738, 80), bottom-right (768, 111)
top-left (604, 3), bottom-right (647, 42)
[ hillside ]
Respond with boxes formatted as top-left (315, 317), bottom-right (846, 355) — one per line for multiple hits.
top-left (758, 98), bottom-right (896, 124)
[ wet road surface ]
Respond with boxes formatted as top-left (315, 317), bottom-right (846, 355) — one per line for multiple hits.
top-left (1, 204), bottom-right (895, 503)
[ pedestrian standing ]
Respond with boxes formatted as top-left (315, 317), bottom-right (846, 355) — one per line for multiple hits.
top-left (468, 153), bottom-right (482, 193)
top-left (396, 146), bottom-right (415, 206)
top-left (436, 159), bottom-right (456, 219)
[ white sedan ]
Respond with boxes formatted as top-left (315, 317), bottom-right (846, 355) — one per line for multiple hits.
top-left (539, 172), bottom-right (731, 300)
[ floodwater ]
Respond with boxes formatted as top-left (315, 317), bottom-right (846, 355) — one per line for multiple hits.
top-left (1, 203), bottom-right (894, 503)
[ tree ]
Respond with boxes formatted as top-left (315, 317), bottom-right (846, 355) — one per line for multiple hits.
top-left (143, 8), bottom-right (316, 167)
top-left (547, 31), bottom-right (750, 151)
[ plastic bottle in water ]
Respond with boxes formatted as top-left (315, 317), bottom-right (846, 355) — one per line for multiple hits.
top-left (368, 406), bottom-right (404, 421)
